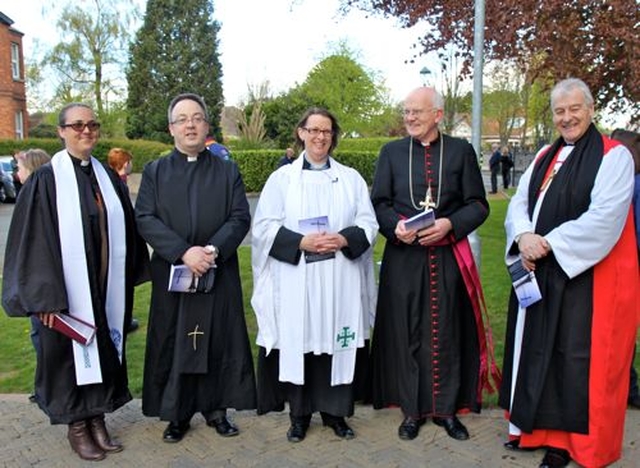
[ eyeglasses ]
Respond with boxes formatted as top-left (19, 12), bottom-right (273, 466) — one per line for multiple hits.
top-left (303, 127), bottom-right (334, 137)
top-left (171, 115), bottom-right (208, 126)
top-left (402, 108), bottom-right (437, 117)
top-left (61, 121), bottom-right (101, 132)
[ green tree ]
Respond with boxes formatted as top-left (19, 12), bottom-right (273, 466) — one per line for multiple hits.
top-left (260, 88), bottom-right (316, 149)
top-left (483, 61), bottom-right (525, 146)
top-left (126, 0), bottom-right (224, 143)
top-left (437, 45), bottom-right (470, 135)
top-left (526, 79), bottom-right (555, 149)
top-left (43, 0), bottom-right (136, 136)
top-left (298, 45), bottom-right (388, 137)
top-left (235, 83), bottom-right (269, 150)
top-left (342, 0), bottom-right (640, 125)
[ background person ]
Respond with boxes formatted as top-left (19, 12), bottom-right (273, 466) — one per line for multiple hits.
top-left (610, 128), bottom-right (640, 410)
top-left (500, 145), bottom-right (514, 189)
top-left (15, 149), bottom-right (51, 185)
top-left (106, 147), bottom-right (139, 333)
top-left (107, 147), bottom-right (133, 185)
top-left (135, 93), bottom-right (256, 444)
top-left (14, 148), bottom-right (52, 403)
top-left (205, 135), bottom-right (232, 160)
top-left (489, 143), bottom-right (501, 193)
top-left (251, 108), bottom-right (378, 443)
top-left (277, 147), bottom-right (295, 168)
top-left (370, 87), bottom-right (496, 443)
top-left (2, 103), bottom-right (149, 461)
top-left (500, 78), bottom-right (638, 468)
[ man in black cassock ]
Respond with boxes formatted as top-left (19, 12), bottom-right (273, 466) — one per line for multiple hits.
top-left (2, 103), bottom-right (149, 461)
top-left (370, 87), bottom-right (496, 442)
top-left (135, 93), bottom-right (256, 443)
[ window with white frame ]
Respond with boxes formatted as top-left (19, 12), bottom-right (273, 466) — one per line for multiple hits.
top-left (11, 43), bottom-right (21, 80)
top-left (15, 111), bottom-right (24, 140)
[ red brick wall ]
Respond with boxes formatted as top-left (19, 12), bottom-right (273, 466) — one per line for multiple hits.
top-left (0, 22), bottom-right (28, 139)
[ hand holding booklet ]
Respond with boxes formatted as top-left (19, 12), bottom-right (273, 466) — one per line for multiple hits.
top-left (51, 312), bottom-right (97, 346)
top-left (404, 208), bottom-right (435, 231)
top-left (507, 260), bottom-right (542, 308)
top-left (168, 264), bottom-right (215, 293)
top-left (299, 215), bottom-right (335, 263)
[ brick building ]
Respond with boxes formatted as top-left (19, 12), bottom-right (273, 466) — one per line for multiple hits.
top-left (0, 12), bottom-right (27, 140)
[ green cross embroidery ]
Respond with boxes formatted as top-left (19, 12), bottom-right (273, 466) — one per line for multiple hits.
top-left (336, 326), bottom-right (356, 348)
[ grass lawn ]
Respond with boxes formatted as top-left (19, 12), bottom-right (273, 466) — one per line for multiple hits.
top-left (1, 195), bottom-right (638, 407)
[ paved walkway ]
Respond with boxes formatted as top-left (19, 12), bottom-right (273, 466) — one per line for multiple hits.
top-left (1, 394), bottom-right (638, 467)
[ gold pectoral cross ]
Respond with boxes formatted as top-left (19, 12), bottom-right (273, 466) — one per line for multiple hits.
top-left (419, 186), bottom-right (436, 211)
top-left (188, 324), bottom-right (204, 351)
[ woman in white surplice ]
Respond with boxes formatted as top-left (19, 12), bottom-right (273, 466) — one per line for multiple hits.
top-left (251, 108), bottom-right (378, 443)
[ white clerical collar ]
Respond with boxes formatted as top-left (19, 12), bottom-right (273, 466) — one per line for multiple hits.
top-left (187, 156), bottom-right (198, 162)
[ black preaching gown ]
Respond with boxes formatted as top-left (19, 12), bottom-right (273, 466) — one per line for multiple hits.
top-left (2, 154), bottom-right (149, 424)
top-left (135, 149), bottom-right (256, 422)
top-left (370, 135), bottom-right (489, 418)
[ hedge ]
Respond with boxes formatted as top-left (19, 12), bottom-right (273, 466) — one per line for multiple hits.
top-left (0, 139), bottom-right (383, 193)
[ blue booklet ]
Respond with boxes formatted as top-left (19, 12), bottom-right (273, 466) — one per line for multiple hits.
top-left (404, 208), bottom-right (435, 231)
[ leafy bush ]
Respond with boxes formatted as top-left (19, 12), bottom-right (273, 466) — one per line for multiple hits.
top-left (338, 137), bottom-right (393, 152)
top-left (0, 138), bottom-right (172, 172)
top-left (1, 139), bottom-right (382, 191)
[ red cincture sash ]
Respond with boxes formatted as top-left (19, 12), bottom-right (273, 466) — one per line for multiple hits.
top-left (450, 236), bottom-right (503, 399)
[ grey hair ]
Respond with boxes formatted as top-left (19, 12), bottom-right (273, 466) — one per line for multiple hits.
top-left (58, 103), bottom-right (94, 126)
top-left (167, 93), bottom-right (210, 123)
top-left (550, 78), bottom-right (594, 108)
top-left (431, 88), bottom-right (445, 110)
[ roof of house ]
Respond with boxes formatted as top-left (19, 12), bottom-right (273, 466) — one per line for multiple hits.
top-left (0, 12), bottom-right (14, 26)
top-left (0, 11), bottom-right (24, 35)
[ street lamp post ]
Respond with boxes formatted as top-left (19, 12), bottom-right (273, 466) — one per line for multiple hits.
top-left (420, 67), bottom-right (431, 86)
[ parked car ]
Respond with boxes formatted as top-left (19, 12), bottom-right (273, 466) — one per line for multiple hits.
top-left (0, 156), bottom-right (18, 203)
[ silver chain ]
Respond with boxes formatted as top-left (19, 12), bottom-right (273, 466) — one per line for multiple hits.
top-left (408, 136), bottom-right (444, 210)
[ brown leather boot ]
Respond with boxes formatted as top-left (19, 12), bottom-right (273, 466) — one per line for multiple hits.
top-left (88, 415), bottom-right (123, 453)
top-left (67, 420), bottom-right (106, 461)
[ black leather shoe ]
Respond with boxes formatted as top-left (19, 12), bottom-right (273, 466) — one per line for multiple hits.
top-left (504, 438), bottom-right (536, 452)
top-left (127, 318), bottom-right (139, 334)
top-left (162, 421), bottom-right (190, 443)
top-left (286, 421), bottom-right (309, 443)
top-left (324, 419), bottom-right (355, 440)
top-left (398, 416), bottom-right (425, 440)
top-left (539, 448), bottom-right (571, 467)
top-left (432, 416), bottom-right (469, 440)
top-left (207, 416), bottom-right (239, 437)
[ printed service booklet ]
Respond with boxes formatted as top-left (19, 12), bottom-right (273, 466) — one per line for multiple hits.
top-left (507, 260), bottom-right (542, 308)
top-left (299, 215), bottom-right (335, 263)
top-left (404, 208), bottom-right (435, 231)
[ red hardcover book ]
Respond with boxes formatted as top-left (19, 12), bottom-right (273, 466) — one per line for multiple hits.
top-left (51, 313), bottom-right (97, 346)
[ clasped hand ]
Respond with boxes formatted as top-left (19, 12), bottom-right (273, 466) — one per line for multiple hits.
top-left (182, 245), bottom-right (217, 276)
top-left (518, 233), bottom-right (550, 271)
top-left (395, 218), bottom-right (452, 246)
top-left (300, 232), bottom-right (346, 254)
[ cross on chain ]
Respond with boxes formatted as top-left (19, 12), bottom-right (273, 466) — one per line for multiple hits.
top-left (419, 186), bottom-right (436, 211)
top-left (336, 326), bottom-right (356, 348)
top-left (188, 324), bottom-right (204, 351)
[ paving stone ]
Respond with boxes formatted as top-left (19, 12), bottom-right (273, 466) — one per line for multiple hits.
top-left (0, 395), bottom-right (638, 467)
